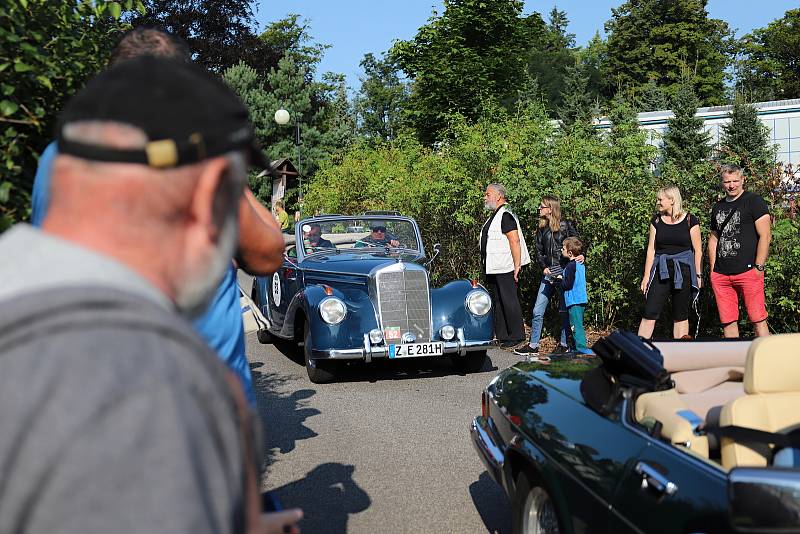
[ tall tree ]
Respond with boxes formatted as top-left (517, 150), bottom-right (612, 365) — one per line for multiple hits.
top-left (355, 53), bottom-right (408, 142)
top-left (0, 0), bottom-right (139, 229)
top-left (557, 60), bottom-right (593, 129)
top-left (259, 14), bottom-right (328, 82)
top-left (735, 9), bottom-right (800, 101)
top-left (528, 8), bottom-right (576, 113)
top-left (389, 0), bottom-right (530, 144)
top-left (604, 0), bottom-right (732, 106)
top-left (132, 0), bottom-right (276, 73)
top-left (661, 80), bottom-right (711, 174)
top-left (719, 98), bottom-right (776, 179)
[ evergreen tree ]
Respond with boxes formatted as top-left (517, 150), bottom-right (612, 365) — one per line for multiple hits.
top-left (528, 8), bottom-right (576, 113)
top-left (557, 60), bottom-right (593, 129)
top-left (604, 0), bottom-right (732, 105)
top-left (719, 98), bottom-right (776, 179)
top-left (637, 80), bottom-right (671, 112)
top-left (662, 81), bottom-right (711, 173)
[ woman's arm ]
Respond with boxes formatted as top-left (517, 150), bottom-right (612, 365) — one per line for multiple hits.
top-left (690, 223), bottom-right (702, 288)
top-left (640, 224), bottom-right (657, 293)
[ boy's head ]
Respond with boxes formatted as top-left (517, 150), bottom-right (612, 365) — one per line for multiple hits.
top-left (562, 237), bottom-right (583, 259)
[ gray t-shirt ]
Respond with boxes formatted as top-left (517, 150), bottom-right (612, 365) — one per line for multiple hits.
top-left (0, 227), bottom-right (250, 533)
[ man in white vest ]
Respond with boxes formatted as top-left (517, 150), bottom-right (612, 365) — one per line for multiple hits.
top-left (480, 183), bottom-right (531, 348)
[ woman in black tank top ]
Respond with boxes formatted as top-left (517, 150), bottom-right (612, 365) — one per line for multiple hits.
top-left (638, 186), bottom-right (703, 339)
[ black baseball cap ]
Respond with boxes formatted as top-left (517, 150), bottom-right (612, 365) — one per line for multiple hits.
top-left (56, 55), bottom-right (268, 169)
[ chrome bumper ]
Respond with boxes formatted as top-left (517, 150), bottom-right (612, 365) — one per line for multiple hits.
top-left (310, 328), bottom-right (491, 362)
top-left (470, 416), bottom-right (505, 486)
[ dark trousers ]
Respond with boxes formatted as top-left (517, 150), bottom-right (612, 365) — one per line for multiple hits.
top-left (486, 272), bottom-right (525, 342)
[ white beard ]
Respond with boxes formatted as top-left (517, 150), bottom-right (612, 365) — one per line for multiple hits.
top-left (175, 210), bottom-right (239, 319)
top-left (484, 200), bottom-right (497, 211)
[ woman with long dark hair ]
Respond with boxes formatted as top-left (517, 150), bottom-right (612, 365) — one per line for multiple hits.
top-left (515, 196), bottom-right (582, 358)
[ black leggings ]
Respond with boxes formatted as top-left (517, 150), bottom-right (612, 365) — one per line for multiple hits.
top-left (643, 262), bottom-right (692, 321)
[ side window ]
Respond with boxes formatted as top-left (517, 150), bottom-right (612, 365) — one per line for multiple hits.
top-left (286, 245), bottom-right (297, 259)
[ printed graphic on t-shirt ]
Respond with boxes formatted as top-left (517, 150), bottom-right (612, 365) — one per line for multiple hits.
top-left (715, 208), bottom-right (742, 259)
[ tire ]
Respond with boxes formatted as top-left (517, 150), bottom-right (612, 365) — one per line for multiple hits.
top-left (452, 350), bottom-right (487, 373)
top-left (304, 321), bottom-right (338, 384)
top-left (256, 328), bottom-right (273, 344)
top-left (512, 471), bottom-right (562, 534)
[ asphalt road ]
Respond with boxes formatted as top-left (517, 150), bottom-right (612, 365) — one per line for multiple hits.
top-left (247, 328), bottom-right (522, 533)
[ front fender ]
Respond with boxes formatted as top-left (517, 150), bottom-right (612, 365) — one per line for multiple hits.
top-left (431, 280), bottom-right (493, 342)
top-left (303, 284), bottom-right (378, 352)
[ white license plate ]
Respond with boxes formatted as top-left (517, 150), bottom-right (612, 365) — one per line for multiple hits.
top-left (389, 342), bottom-right (444, 358)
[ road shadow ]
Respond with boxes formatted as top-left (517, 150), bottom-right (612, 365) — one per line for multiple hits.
top-left (330, 353), bottom-right (501, 383)
top-left (270, 462), bottom-right (371, 533)
top-left (469, 471), bottom-right (512, 534)
top-left (250, 362), bottom-right (320, 472)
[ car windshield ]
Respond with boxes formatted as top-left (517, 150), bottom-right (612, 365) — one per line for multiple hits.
top-left (299, 218), bottom-right (420, 255)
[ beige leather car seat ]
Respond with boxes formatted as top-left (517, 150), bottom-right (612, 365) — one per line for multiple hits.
top-left (636, 389), bottom-right (710, 458)
top-left (720, 334), bottom-right (800, 469)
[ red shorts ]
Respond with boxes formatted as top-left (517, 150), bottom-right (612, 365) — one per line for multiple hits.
top-left (711, 269), bottom-right (768, 325)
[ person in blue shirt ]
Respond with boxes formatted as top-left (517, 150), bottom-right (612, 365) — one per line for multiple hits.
top-left (561, 237), bottom-right (591, 355)
top-left (30, 28), bottom-right (284, 406)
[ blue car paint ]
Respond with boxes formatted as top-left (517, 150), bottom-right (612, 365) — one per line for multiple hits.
top-left (252, 215), bottom-right (493, 359)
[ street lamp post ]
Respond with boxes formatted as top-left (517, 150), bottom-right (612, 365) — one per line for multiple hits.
top-left (274, 109), bottom-right (302, 211)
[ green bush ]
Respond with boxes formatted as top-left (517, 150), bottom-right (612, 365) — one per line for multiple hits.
top-left (299, 99), bottom-right (800, 334)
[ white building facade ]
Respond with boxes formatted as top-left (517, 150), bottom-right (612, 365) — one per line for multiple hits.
top-left (596, 99), bottom-right (800, 168)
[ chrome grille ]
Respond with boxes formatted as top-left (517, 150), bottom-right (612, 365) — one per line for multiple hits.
top-left (376, 267), bottom-right (431, 342)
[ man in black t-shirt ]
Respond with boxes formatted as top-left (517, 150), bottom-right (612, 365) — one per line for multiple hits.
top-left (708, 165), bottom-right (772, 338)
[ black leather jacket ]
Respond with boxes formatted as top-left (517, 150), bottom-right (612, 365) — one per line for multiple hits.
top-left (535, 220), bottom-right (579, 269)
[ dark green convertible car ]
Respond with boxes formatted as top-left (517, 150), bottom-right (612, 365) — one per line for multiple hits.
top-left (471, 332), bottom-right (800, 533)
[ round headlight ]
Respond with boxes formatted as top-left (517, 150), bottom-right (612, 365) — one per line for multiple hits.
top-left (319, 297), bottom-right (347, 324)
top-left (440, 325), bottom-right (456, 341)
top-left (369, 328), bottom-right (383, 344)
top-left (466, 290), bottom-right (492, 316)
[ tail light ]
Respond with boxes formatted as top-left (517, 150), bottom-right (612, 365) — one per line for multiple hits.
top-left (481, 391), bottom-right (489, 419)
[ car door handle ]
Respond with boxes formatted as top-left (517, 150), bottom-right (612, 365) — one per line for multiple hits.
top-left (635, 461), bottom-right (678, 496)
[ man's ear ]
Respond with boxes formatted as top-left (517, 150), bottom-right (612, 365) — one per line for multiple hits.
top-left (189, 156), bottom-right (231, 241)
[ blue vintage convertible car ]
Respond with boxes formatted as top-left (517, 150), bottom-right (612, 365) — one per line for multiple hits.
top-left (251, 214), bottom-right (493, 383)
top-left (471, 332), bottom-right (800, 533)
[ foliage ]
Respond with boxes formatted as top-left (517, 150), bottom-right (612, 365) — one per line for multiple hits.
top-left (131, 0), bottom-right (276, 74)
top-left (735, 9), bottom-right (800, 101)
top-left (389, 0), bottom-right (530, 144)
top-left (604, 0), bottom-right (732, 106)
top-left (718, 98), bottom-right (776, 181)
top-left (355, 53), bottom-right (408, 142)
top-left (557, 60), bottom-right (594, 129)
top-left (661, 80), bottom-right (711, 174)
top-left (0, 0), bottom-right (140, 230)
top-left (527, 8), bottom-right (576, 114)
top-left (258, 13), bottom-right (328, 82)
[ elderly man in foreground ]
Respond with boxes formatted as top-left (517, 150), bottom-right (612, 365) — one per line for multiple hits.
top-left (0, 57), bottom-right (300, 533)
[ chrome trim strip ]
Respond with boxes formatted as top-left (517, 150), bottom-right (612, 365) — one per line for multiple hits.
top-left (310, 339), bottom-right (491, 360)
top-left (471, 416), bottom-right (505, 482)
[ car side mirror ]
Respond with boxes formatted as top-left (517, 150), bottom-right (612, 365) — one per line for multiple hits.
top-left (424, 243), bottom-right (441, 268)
top-left (728, 467), bottom-right (800, 532)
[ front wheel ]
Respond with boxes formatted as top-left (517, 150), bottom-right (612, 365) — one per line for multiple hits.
top-left (513, 472), bottom-right (561, 534)
top-left (452, 350), bottom-right (487, 373)
top-left (304, 321), bottom-right (338, 384)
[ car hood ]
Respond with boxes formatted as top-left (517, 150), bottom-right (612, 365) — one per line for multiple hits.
top-left (508, 354), bottom-right (600, 405)
top-left (300, 251), bottom-right (425, 277)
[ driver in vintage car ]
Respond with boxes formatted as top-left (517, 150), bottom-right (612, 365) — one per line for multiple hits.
top-left (303, 223), bottom-right (335, 251)
top-left (355, 223), bottom-right (400, 248)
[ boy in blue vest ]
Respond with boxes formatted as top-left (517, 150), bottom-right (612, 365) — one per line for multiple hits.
top-left (561, 237), bottom-right (591, 354)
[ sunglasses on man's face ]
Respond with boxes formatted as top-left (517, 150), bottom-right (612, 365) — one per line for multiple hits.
top-left (372, 228), bottom-right (386, 233)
